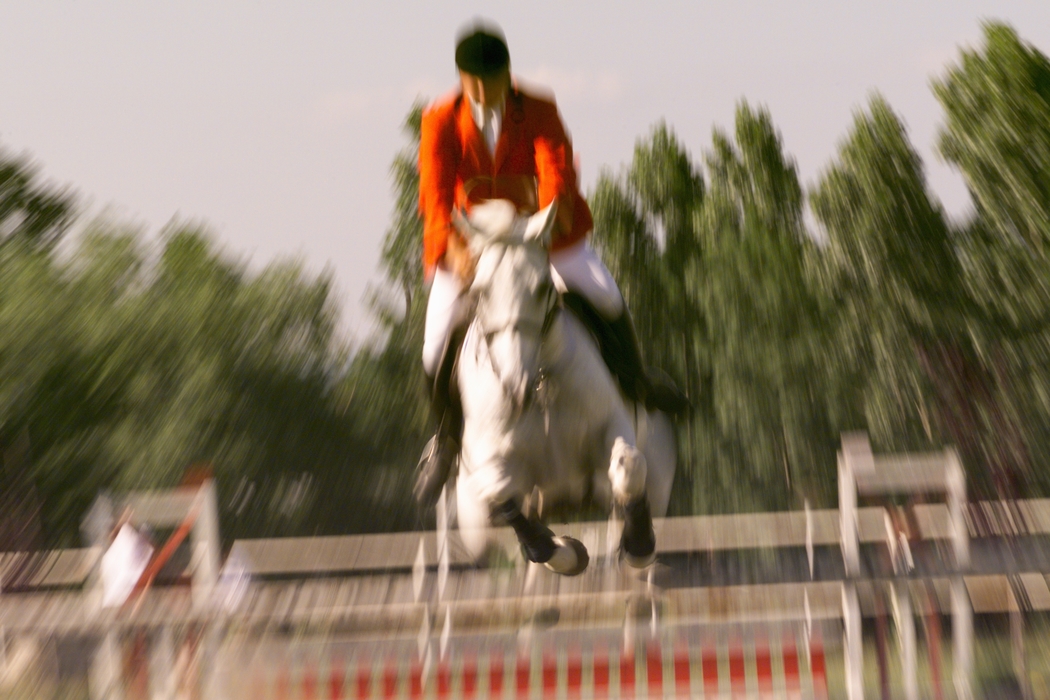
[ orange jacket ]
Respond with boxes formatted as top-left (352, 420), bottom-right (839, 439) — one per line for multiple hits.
top-left (418, 85), bottom-right (593, 276)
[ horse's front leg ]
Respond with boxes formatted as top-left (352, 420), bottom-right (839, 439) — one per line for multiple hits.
top-left (491, 499), bottom-right (588, 576)
top-left (459, 452), bottom-right (589, 576)
top-left (607, 424), bottom-right (656, 568)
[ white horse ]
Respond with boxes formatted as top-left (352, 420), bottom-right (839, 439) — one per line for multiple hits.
top-left (451, 200), bottom-right (676, 575)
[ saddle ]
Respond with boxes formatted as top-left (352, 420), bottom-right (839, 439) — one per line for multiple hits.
top-left (431, 290), bottom-right (687, 421)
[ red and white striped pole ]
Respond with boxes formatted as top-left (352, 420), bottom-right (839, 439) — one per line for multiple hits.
top-left (755, 633), bottom-right (774, 699)
top-left (593, 644), bottom-right (610, 699)
top-left (461, 650), bottom-right (477, 699)
top-left (244, 628), bottom-right (835, 699)
top-left (488, 649), bottom-right (504, 699)
top-left (620, 647), bottom-right (636, 699)
top-left (701, 638), bottom-right (719, 698)
top-left (782, 631), bottom-right (802, 700)
top-left (380, 655), bottom-right (398, 700)
top-left (728, 636), bottom-right (746, 699)
top-left (353, 655), bottom-right (371, 700)
top-left (566, 646), bottom-right (583, 699)
top-left (810, 630), bottom-right (828, 700)
top-left (672, 639), bottom-right (691, 698)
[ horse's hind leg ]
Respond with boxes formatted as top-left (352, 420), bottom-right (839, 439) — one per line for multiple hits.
top-left (608, 436), bottom-right (656, 568)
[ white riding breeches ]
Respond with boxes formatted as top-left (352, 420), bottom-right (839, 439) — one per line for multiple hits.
top-left (422, 265), bottom-right (466, 376)
top-left (549, 240), bottom-right (625, 319)
top-left (422, 240), bottom-right (624, 376)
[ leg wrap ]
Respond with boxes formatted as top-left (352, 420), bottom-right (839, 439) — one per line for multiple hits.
top-left (621, 495), bottom-right (656, 564)
top-left (493, 499), bottom-right (556, 563)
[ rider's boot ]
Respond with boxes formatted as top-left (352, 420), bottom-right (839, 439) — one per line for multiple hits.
top-left (607, 311), bottom-right (690, 415)
top-left (563, 292), bottom-right (689, 416)
top-left (413, 404), bottom-right (461, 509)
top-left (413, 322), bottom-right (468, 510)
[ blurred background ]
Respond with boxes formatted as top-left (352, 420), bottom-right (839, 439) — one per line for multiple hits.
top-left (3, 4), bottom-right (1050, 698)
top-left (1, 3), bottom-right (1049, 545)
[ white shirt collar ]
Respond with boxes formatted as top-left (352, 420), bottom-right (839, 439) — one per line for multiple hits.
top-left (467, 96), bottom-right (503, 157)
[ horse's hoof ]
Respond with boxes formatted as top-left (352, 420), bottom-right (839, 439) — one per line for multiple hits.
top-left (544, 536), bottom-right (589, 576)
top-left (622, 548), bottom-right (657, 569)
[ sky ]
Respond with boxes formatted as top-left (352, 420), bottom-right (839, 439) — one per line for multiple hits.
top-left (2, 2), bottom-right (1049, 340)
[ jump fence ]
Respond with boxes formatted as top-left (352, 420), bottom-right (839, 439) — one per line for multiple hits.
top-left (230, 628), bottom-right (829, 700)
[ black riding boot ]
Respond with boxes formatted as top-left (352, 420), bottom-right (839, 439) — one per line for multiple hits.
top-left (607, 311), bottom-right (691, 415)
top-left (413, 321), bottom-right (468, 510)
top-left (413, 401), bottom-right (461, 509)
top-left (563, 292), bottom-right (689, 416)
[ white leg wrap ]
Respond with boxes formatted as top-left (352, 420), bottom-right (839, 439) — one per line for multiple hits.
top-left (609, 437), bottom-right (647, 504)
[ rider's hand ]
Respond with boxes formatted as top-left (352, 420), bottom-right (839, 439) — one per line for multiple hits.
top-left (445, 229), bottom-right (476, 284)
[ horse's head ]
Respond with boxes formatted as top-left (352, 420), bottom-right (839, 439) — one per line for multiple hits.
top-left (455, 200), bottom-right (559, 409)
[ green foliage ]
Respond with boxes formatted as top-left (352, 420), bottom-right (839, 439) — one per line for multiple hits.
top-left (810, 96), bottom-right (959, 455)
top-left (338, 102), bottom-right (430, 531)
top-left (693, 105), bottom-right (835, 511)
top-left (0, 217), bottom-right (387, 546)
top-left (936, 22), bottom-right (1050, 254)
top-left (0, 150), bottom-right (75, 250)
top-left (591, 20), bottom-right (1050, 510)
top-left (590, 124), bottom-right (705, 513)
top-left (932, 22), bottom-right (1050, 496)
top-left (591, 108), bottom-right (837, 514)
top-left (379, 104), bottom-right (427, 316)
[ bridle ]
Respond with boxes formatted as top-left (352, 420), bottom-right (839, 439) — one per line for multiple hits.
top-left (473, 252), bottom-right (562, 411)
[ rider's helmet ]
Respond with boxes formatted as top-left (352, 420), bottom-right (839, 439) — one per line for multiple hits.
top-left (455, 22), bottom-right (510, 77)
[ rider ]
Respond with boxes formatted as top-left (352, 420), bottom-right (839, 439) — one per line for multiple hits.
top-left (414, 21), bottom-right (686, 507)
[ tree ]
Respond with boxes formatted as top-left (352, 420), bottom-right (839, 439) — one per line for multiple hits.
top-left (0, 215), bottom-right (378, 545)
top-left (591, 110), bottom-right (836, 514)
top-left (0, 147), bottom-right (75, 554)
top-left (931, 22), bottom-right (1050, 496)
top-left (810, 92), bottom-right (1039, 499)
top-left (337, 104), bottom-right (431, 531)
top-left (691, 104), bottom-right (834, 511)
top-left (936, 22), bottom-right (1050, 255)
top-left (0, 149), bottom-right (75, 250)
top-left (590, 124), bottom-right (706, 513)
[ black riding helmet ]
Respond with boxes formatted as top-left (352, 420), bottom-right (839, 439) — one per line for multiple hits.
top-left (455, 22), bottom-right (510, 77)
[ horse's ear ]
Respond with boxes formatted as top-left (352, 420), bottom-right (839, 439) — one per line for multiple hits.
top-left (523, 201), bottom-right (558, 246)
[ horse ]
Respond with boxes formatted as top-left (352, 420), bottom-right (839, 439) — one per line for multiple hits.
top-left (449, 199), bottom-right (676, 576)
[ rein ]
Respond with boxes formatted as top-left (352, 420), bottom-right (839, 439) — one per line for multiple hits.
top-left (475, 271), bottom-right (562, 411)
